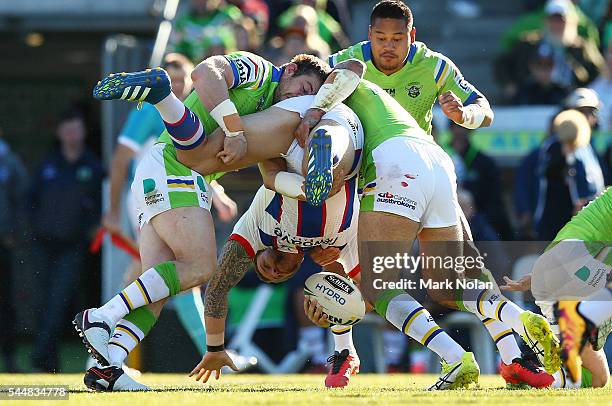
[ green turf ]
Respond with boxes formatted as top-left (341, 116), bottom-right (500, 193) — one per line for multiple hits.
top-left (0, 373), bottom-right (610, 405)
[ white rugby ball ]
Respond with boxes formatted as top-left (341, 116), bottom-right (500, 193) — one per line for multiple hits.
top-left (304, 272), bottom-right (366, 326)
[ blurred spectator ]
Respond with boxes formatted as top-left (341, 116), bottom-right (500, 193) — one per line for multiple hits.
top-left (457, 188), bottom-right (501, 242)
top-left (590, 39), bottom-right (612, 131)
top-left (515, 45), bottom-right (569, 104)
top-left (170, 0), bottom-right (243, 62)
top-left (277, 0), bottom-right (349, 52)
top-left (30, 111), bottom-right (104, 372)
top-left (532, 109), bottom-right (604, 240)
top-left (234, 15), bottom-right (263, 53)
top-left (0, 127), bottom-right (27, 372)
top-left (501, 0), bottom-right (601, 51)
top-left (267, 5), bottom-right (331, 65)
top-left (228, 0), bottom-right (269, 36)
top-left (448, 121), bottom-right (514, 240)
top-left (496, 0), bottom-right (605, 102)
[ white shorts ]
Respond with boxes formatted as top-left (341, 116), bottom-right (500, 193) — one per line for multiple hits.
top-left (532, 240), bottom-right (611, 323)
top-left (131, 143), bottom-right (212, 228)
top-left (361, 137), bottom-right (460, 228)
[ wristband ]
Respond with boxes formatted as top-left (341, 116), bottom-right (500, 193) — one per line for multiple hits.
top-left (311, 69), bottom-right (361, 113)
top-left (206, 344), bottom-right (225, 352)
top-left (274, 172), bottom-right (305, 198)
top-left (210, 99), bottom-right (242, 138)
top-left (460, 104), bottom-right (485, 129)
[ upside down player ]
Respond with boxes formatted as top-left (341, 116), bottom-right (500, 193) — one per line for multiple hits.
top-left (75, 51), bottom-right (330, 391)
top-left (299, 0), bottom-right (555, 388)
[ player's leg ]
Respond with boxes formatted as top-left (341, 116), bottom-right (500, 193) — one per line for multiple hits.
top-left (555, 287), bottom-right (612, 383)
top-left (358, 212), bottom-right (478, 390)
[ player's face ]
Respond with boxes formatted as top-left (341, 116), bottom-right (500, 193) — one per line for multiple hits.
top-left (369, 18), bottom-right (415, 74)
top-left (276, 70), bottom-right (323, 102)
top-left (57, 118), bottom-right (86, 148)
top-left (255, 248), bottom-right (303, 282)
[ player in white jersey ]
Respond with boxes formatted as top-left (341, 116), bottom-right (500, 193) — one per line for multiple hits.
top-left (201, 95), bottom-right (364, 388)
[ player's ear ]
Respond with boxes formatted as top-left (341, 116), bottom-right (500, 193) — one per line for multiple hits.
top-left (368, 25), bottom-right (372, 41)
top-left (410, 27), bottom-right (416, 43)
top-left (284, 62), bottom-right (298, 76)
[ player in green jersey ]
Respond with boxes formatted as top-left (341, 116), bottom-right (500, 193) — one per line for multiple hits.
top-left (73, 51), bottom-right (331, 390)
top-left (328, 0), bottom-right (493, 136)
top-left (502, 185), bottom-right (612, 388)
top-left (296, 1), bottom-right (556, 390)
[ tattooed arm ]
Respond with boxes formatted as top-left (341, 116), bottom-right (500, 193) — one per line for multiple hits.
top-left (191, 239), bottom-right (250, 382)
top-left (204, 239), bottom-right (252, 346)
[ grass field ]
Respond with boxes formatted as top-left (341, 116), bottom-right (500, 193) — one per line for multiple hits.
top-left (0, 373), bottom-right (610, 405)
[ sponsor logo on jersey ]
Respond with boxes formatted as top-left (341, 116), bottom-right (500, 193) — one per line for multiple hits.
top-left (143, 178), bottom-right (165, 205)
top-left (406, 82), bottom-right (422, 98)
top-left (454, 75), bottom-right (472, 93)
top-left (324, 274), bottom-right (354, 294)
top-left (383, 88), bottom-right (396, 97)
top-left (273, 226), bottom-right (339, 248)
top-left (376, 192), bottom-right (417, 210)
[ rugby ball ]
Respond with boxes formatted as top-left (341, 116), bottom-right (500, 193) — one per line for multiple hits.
top-left (304, 272), bottom-right (366, 326)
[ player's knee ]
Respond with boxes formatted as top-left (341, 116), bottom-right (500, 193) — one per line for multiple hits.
top-left (592, 372), bottom-right (609, 388)
top-left (427, 288), bottom-right (456, 309)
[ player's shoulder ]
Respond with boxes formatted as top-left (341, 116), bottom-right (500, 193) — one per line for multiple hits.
top-left (329, 41), bottom-right (371, 67)
top-left (411, 41), bottom-right (458, 70)
top-left (226, 51), bottom-right (273, 67)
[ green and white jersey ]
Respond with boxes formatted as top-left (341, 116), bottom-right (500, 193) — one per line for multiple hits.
top-left (329, 41), bottom-right (482, 134)
top-left (158, 51), bottom-right (282, 146)
top-left (553, 187), bottom-right (612, 244)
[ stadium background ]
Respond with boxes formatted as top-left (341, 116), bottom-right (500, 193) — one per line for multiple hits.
top-left (0, 0), bottom-right (611, 375)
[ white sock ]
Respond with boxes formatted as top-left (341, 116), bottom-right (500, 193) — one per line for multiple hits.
top-left (108, 319), bottom-right (145, 366)
top-left (385, 293), bottom-right (464, 364)
top-left (155, 93), bottom-right (185, 123)
top-left (299, 326), bottom-right (326, 365)
top-left (330, 325), bottom-right (355, 354)
top-left (462, 288), bottom-right (526, 334)
top-left (479, 315), bottom-right (522, 364)
top-left (95, 267), bottom-right (173, 325)
top-left (551, 367), bottom-right (581, 388)
top-left (383, 330), bottom-right (406, 366)
top-left (578, 289), bottom-right (612, 327)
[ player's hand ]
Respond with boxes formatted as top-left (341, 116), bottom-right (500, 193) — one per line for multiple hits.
top-left (212, 189), bottom-right (238, 223)
top-left (102, 211), bottom-right (122, 236)
top-left (303, 297), bottom-right (331, 328)
top-left (217, 132), bottom-right (247, 164)
top-left (295, 108), bottom-right (325, 148)
top-left (189, 351), bottom-right (238, 383)
top-left (438, 91), bottom-right (464, 124)
top-left (309, 246), bottom-right (341, 267)
top-left (499, 274), bottom-right (532, 292)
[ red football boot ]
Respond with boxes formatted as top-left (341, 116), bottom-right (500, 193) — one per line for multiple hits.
top-left (500, 357), bottom-right (554, 388)
top-left (324, 349), bottom-right (360, 388)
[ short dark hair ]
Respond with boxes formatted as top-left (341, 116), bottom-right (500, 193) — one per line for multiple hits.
top-left (287, 53), bottom-right (331, 84)
top-left (371, 0), bottom-right (413, 28)
top-left (58, 109), bottom-right (85, 125)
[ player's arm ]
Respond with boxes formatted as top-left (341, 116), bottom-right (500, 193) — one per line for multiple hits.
top-left (210, 180), bottom-right (238, 223)
top-left (259, 158), bottom-right (306, 200)
top-left (190, 55), bottom-right (246, 164)
top-left (294, 59), bottom-right (365, 146)
top-left (437, 55), bottom-right (494, 129)
top-left (190, 239), bottom-right (247, 382)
